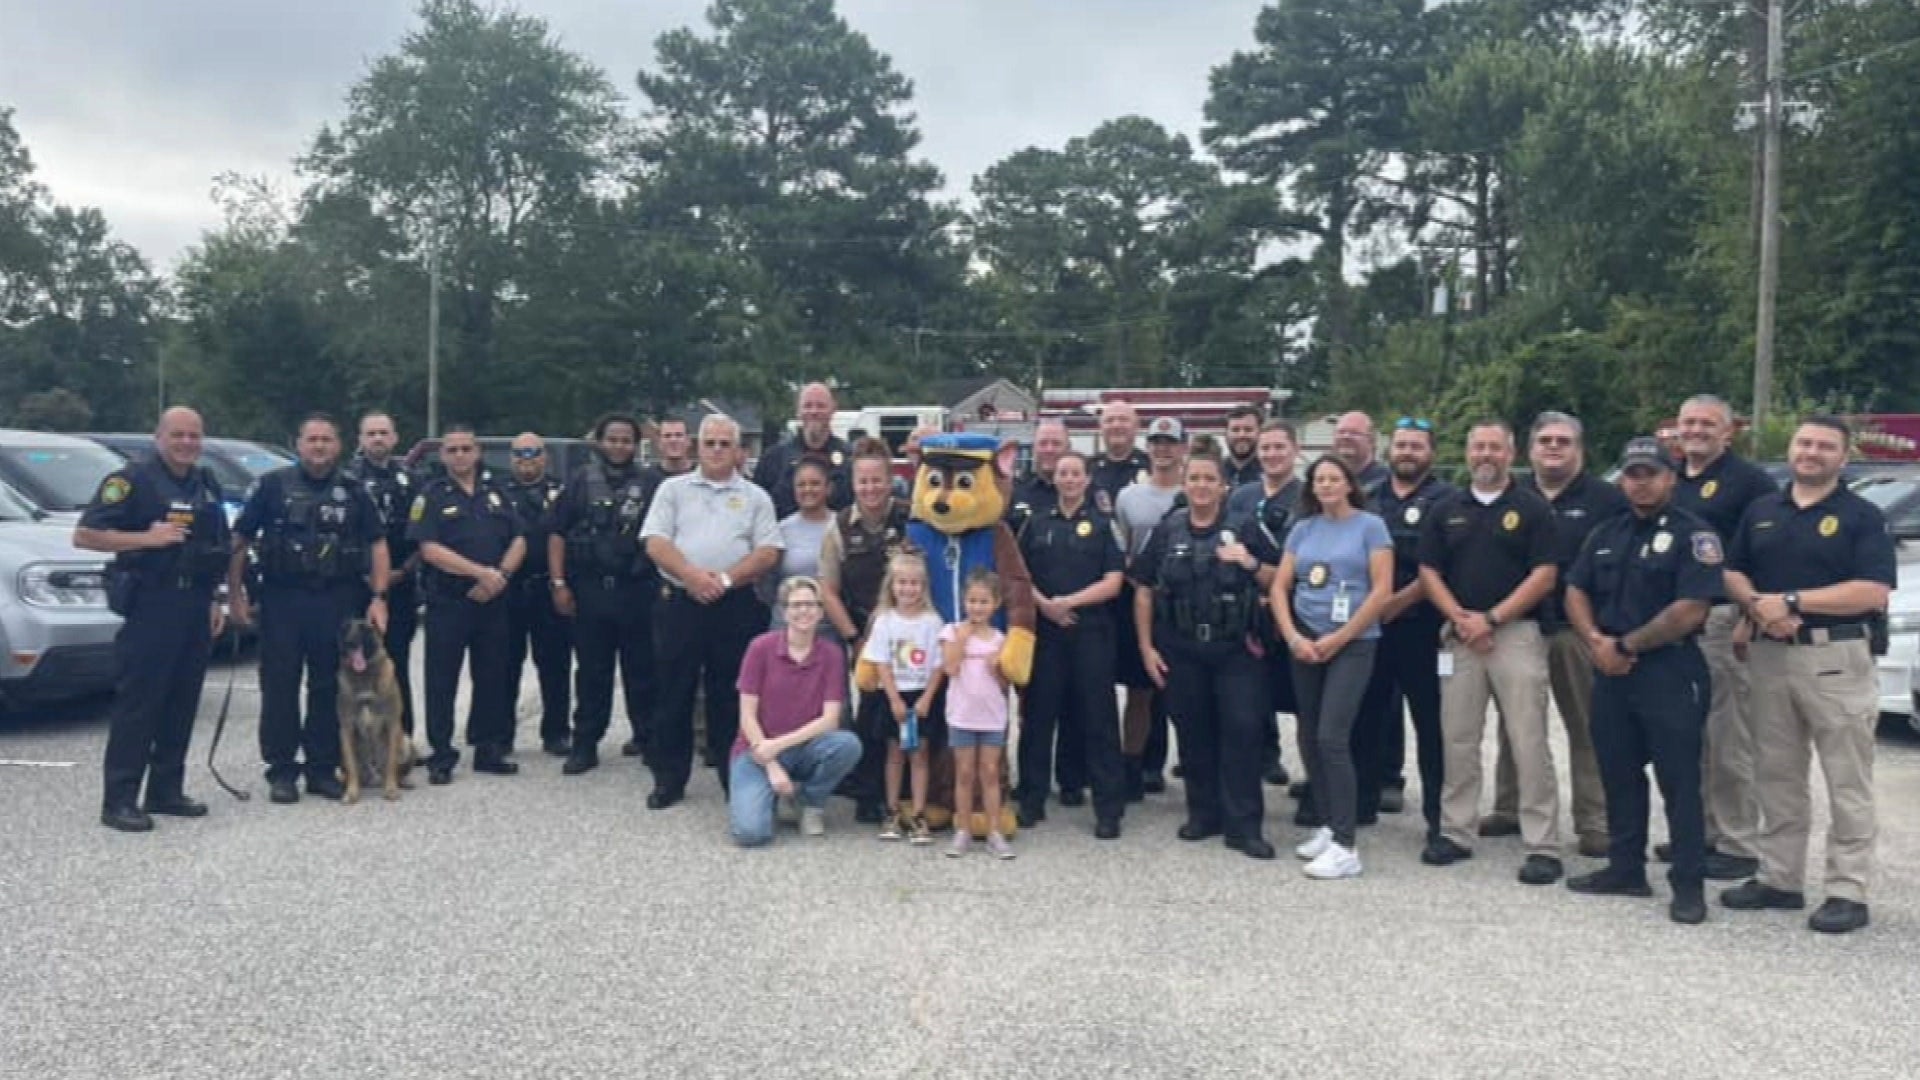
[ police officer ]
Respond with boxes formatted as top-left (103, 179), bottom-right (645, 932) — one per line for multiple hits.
top-left (1221, 405), bottom-right (1264, 488)
top-left (409, 426), bottom-right (525, 785)
top-left (1132, 439), bottom-right (1274, 859)
top-left (1354, 416), bottom-right (1454, 834)
top-left (1018, 450), bottom-right (1127, 838)
top-left (1723, 416), bottom-right (1896, 935)
top-left (1563, 437), bottom-right (1722, 925)
top-left (349, 411), bottom-right (422, 742)
top-left (819, 438), bottom-right (911, 823)
top-left (76, 406), bottom-right (232, 832)
top-left (1332, 411), bottom-right (1390, 493)
top-left (1233, 420), bottom-right (1302, 792)
top-left (502, 432), bottom-right (572, 757)
top-left (1008, 419), bottom-right (1067, 534)
top-left (231, 413), bottom-right (389, 805)
top-left (641, 413), bottom-right (783, 808)
top-left (550, 415), bottom-right (658, 775)
top-left (1418, 420), bottom-right (1564, 885)
top-left (646, 415), bottom-right (695, 483)
top-left (1089, 399), bottom-right (1149, 517)
top-left (752, 382), bottom-right (852, 518)
top-left (1670, 392), bottom-right (1775, 879)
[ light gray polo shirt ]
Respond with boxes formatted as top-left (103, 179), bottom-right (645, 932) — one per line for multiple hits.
top-left (1114, 480), bottom-right (1181, 557)
top-left (640, 470), bottom-right (782, 586)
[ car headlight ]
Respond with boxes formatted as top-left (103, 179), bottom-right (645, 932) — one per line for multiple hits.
top-left (1889, 610), bottom-right (1920, 635)
top-left (17, 562), bottom-right (110, 609)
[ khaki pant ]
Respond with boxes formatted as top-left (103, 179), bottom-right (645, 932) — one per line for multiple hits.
top-left (1440, 619), bottom-right (1560, 856)
top-left (1748, 638), bottom-right (1878, 901)
top-left (1701, 605), bottom-right (1760, 858)
top-left (1491, 627), bottom-right (1607, 842)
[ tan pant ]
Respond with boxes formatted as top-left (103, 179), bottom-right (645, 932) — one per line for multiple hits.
top-left (1701, 605), bottom-right (1760, 858)
top-left (1748, 638), bottom-right (1878, 901)
top-left (1491, 628), bottom-right (1607, 842)
top-left (1440, 619), bottom-right (1560, 855)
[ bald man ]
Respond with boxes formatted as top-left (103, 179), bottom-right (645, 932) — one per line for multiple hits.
top-left (752, 382), bottom-right (853, 518)
top-left (503, 432), bottom-right (573, 758)
top-left (1333, 411), bottom-right (1390, 492)
top-left (1089, 401), bottom-right (1149, 517)
top-left (76, 407), bottom-right (234, 831)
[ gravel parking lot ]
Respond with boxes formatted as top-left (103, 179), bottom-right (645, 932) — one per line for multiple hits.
top-left (5, 654), bottom-right (1919, 1080)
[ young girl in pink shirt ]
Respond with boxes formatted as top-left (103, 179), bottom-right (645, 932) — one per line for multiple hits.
top-left (941, 570), bottom-right (1013, 859)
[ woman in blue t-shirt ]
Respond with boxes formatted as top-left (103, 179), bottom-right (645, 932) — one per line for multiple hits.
top-left (1270, 455), bottom-right (1393, 880)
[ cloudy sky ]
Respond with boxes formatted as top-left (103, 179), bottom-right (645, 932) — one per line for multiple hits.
top-left (0, 0), bottom-right (1269, 271)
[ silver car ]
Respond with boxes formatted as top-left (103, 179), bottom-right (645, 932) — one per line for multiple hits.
top-left (0, 429), bottom-right (130, 526)
top-left (0, 481), bottom-right (119, 708)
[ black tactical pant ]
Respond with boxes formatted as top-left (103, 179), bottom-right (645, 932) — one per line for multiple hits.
top-left (651, 585), bottom-right (765, 795)
top-left (507, 574), bottom-right (574, 748)
top-left (1161, 639), bottom-right (1269, 842)
top-left (103, 582), bottom-right (214, 808)
top-left (423, 591), bottom-right (513, 767)
top-left (258, 580), bottom-right (363, 784)
top-left (1019, 619), bottom-right (1125, 822)
top-left (568, 573), bottom-right (654, 750)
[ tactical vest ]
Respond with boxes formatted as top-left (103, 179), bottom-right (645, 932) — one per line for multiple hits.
top-left (565, 464), bottom-right (650, 577)
top-left (1155, 511), bottom-right (1260, 647)
top-left (353, 457), bottom-right (416, 559)
top-left (260, 471), bottom-right (366, 585)
top-left (838, 501), bottom-right (909, 631)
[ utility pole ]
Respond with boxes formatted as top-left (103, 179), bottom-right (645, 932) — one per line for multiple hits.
top-left (426, 233), bottom-right (442, 438)
top-left (1751, 0), bottom-right (1783, 447)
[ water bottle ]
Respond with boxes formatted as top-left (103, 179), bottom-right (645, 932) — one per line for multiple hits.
top-left (901, 707), bottom-right (921, 752)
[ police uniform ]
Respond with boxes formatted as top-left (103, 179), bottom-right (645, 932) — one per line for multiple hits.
top-left (408, 473), bottom-right (522, 776)
top-left (80, 458), bottom-right (231, 826)
top-left (1222, 454), bottom-right (1262, 489)
top-left (1007, 471), bottom-right (1059, 535)
top-left (1355, 471), bottom-right (1455, 833)
top-left (235, 465), bottom-right (385, 794)
top-left (639, 469), bottom-right (782, 803)
top-left (505, 471), bottom-right (573, 755)
top-left (1132, 508), bottom-right (1272, 855)
top-left (751, 433), bottom-right (853, 520)
top-left (1674, 450), bottom-right (1776, 868)
top-left (349, 454), bottom-right (421, 736)
top-left (1418, 480), bottom-right (1563, 875)
top-left (1566, 480), bottom-right (1722, 903)
top-left (825, 499), bottom-right (912, 818)
top-left (1239, 478), bottom-right (1301, 787)
top-left (1089, 450), bottom-right (1149, 519)
top-left (1017, 498), bottom-right (1127, 828)
top-left (551, 459), bottom-right (659, 767)
top-left (1727, 478), bottom-right (1896, 922)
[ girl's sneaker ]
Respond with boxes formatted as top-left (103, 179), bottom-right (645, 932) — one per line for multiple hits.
top-left (1303, 842), bottom-right (1362, 880)
top-left (1294, 826), bottom-right (1334, 861)
top-left (946, 830), bottom-right (971, 858)
top-left (908, 814), bottom-right (933, 845)
top-left (986, 832), bottom-right (1015, 860)
top-left (878, 812), bottom-right (904, 842)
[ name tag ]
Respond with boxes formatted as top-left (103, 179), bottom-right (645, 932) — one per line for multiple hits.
top-left (1330, 584), bottom-right (1352, 625)
top-left (1437, 651), bottom-right (1455, 678)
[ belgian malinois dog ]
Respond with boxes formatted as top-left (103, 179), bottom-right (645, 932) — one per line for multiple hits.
top-left (337, 618), bottom-right (410, 803)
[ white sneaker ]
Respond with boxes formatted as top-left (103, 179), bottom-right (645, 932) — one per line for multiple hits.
top-left (1294, 826), bottom-right (1334, 861)
top-left (1303, 842), bottom-right (1362, 880)
top-left (800, 806), bottom-right (826, 837)
top-left (775, 796), bottom-right (801, 826)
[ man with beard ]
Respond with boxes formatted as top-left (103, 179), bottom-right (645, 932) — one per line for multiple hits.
top-left (1333, 411), bottom-right (1390, 493)
top-left (504, 433), bottom-right (572, 757)
top-left (350, 411), bottom-right (422, 742)
top-left (1221, 405), bottom-right (1264, 488)
top-left (1231, 420), bottom-right (1302, 790)
top-left (1354, 417), bottom-right (1455, 835)
top-left (1478, 413), bottom-right (1625, 857)
top-left (753, 382), bottom-right (852, 518)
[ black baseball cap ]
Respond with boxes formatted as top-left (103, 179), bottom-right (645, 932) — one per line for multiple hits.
top-left (1618, 436), bottom-right (1672, 472)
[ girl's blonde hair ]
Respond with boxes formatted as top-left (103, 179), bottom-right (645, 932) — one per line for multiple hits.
top-left (874, 551), bottom-right (931, 618)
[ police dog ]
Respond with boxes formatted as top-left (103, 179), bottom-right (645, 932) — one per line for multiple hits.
top-left (337, 618), bottom-right (409, 803)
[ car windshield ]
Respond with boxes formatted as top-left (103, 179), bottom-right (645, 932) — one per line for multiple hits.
top-left (0, 481), bottom-right (39, 522)
top-left (206, 441), bottom-right (294, 492)
top-left (1857, 478), bottom-right (1917, 510)
top-left (0, 443), bottom-right (127, 511)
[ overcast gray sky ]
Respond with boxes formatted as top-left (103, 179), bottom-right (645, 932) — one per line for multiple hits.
top-left (0, 0), bottom-right (1268, 271)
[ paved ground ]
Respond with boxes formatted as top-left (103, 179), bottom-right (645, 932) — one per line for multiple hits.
top-left (4, 653), bottom-right (1920, 1080)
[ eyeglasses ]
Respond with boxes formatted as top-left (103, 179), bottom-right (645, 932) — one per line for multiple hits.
top-left (1395, 417), bottom-right (1434, 432)
top-left (1533, 435), bottom-right (1575, 447)
top-left (510, 447), bottom-right (544, 460)
top-left (702, 439), bottom-right (735, 449)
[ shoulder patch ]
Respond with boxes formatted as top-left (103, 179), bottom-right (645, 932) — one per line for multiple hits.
top-left (409, 495), bottom-right (425, 523)
top-left (1691, 531), bottom-right (1724, 565)
top-left (99, 475), bottom-right (131, 505)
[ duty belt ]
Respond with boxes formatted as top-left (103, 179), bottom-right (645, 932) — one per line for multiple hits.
top-left (1786, 623), bottom-right (1870, 646)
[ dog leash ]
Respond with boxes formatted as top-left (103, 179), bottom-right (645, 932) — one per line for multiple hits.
top-left (207, 627), bottom-right (250, 801)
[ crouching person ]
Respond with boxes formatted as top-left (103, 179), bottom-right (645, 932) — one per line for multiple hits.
top-left (730, 576), bottom-right (863, 846)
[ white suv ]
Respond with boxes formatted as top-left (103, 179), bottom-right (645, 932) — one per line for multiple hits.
top-left (0, 481), bottom-right (119, 709)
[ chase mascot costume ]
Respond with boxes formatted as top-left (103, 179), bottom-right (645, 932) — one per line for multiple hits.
top-left (861, 433), bottom-right (1035, 836)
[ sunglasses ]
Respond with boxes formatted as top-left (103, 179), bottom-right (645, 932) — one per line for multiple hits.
top-left (1395, 417), bottom-right (1434, 432)
top-left (510, 447), bottom-right (544, 460)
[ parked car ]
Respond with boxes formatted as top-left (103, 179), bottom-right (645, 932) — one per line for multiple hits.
top-left (0, 430), bottom-right (133, 525)
top-left (0, 479), bottom-right (120, 708)
top-left (1860, 476), bottom-right (1920, 732)
top-left (81, 433), bottom-right (294, 523)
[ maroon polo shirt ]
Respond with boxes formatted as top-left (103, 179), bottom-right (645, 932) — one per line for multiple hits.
top-left (732, 631), bottom-right (847, 762)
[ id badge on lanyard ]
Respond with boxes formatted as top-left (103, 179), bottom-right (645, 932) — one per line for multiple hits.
top-left (1330, 582), bottom-right (1352, 625)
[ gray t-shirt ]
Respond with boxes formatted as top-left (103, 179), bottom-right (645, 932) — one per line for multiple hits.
top-left (1285, 511), bottom-right (1392, 639)
top-left (1114, 481), bottom-right (1181, 557)
top-left (767, 512), bottom-right (832, 629)
top-left (640, 471), bottom-right (782, 586)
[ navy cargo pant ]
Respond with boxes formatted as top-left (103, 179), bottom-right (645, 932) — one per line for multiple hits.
top-left (103, 582), bottom-right (214, 809)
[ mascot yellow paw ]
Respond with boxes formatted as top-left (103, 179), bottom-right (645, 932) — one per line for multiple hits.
top-left (922, 805), bottom-right (1019, 839)
top-left (854, 657), bottom-right (882, 694)
top-left (999, 626), bottom-right (1035, 688)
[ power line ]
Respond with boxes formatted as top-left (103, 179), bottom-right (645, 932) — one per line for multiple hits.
top-left (1786, 33), bottom-right (1920, 83)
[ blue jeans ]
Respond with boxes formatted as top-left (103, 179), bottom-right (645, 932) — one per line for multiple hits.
top-left (729, 731), bottom-right (863, 847)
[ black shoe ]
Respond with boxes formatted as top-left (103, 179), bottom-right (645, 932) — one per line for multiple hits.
top-left (1654, 841), bottom-right (1673, 862)
top-left (1016, 803), bottom-right (1046, 828)
top-left (1378, 786), bottom-right (1405, 814)
top-left (427, 766), bottom-right (453, 786)
top-left (1292, 804), bottom-right (1324, 828)
top-left (1518, 855), bottom-right (1564, 886)
top-left (1288, 780), bottom-right (1310, 801)
top-left (1720, 879), bottom-right (1806, 911)
top-left (269, 778), bottom-right (301, 804)
top-left (1566, 869), bottom-right (1653, 897)
top-left (1058, 788), bottom-right (1087, 808)
top-left (1355, 809), bottom-right (1379, 827)
top-left (1670, 888), bottom-right (1708, 925)
top-left (1477, 815), bottom-right (1520, 838)
top-left (543, 737), bottom-right (571, 757)
top-left (1140, 773), bottom-right (1166, 795)
top-left (1704, 851), bottom-right (1760, 881)
top-left (472, 754), bottom-right (520, 776)
top-left (143, 794), bottom-right (208, 818)
top-left (1170, 763), bottom-right (1185, 779)
top-left (855, 801), bottom-right (885, 825)
top-left (1808, 897), bottom-right (1870, 935)
top-left (100, 804), bottom-right (154, 833)
top-left (562, 747), bottom-right (600, 776)
top-left (1421, 836), bottom-right (1473, 866)
top-left (646, 788), bottom-right (683, 810)
top-left (1094, 818), bottom-right (1122, 840)
top-left (1263, 762), bottom-right (1290, 787)
top-left (1177, 820), bottom-right (1222, 842)
top-left (622, 738), bottom-right (646, 757)
top-left (307, 775), bottom-right (347, 800)
top-left (1226, 834), bottom-right (1277, 860)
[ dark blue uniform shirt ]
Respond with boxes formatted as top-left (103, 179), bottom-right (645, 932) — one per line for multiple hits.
top-left (407, 475), bottom-right (521, 593)
top-left (1727, 485), bottom-right (1897, 627)
top-left (1019, 499), bottom-right (1125, 624)
top-left (1418, 481), bottom-right (1558, 614)
top-left (1567, 504), bottom-right (1725, 639)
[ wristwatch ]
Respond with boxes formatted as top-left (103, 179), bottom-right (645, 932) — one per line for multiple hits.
top-left (371, 591), bottom-right (388, 602)
top-left (719, 572), bottom-right (734, 590)
top-left (1784, 591), bottom-right (1801, 615)
top-left (550, 578), bottom-right (569, 591)
top-left (1487, 610), bottom-right (1504, 628)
